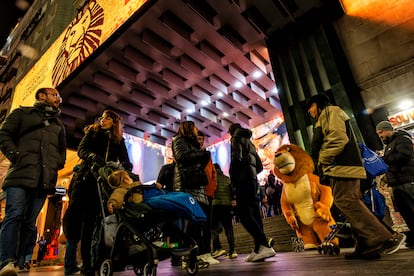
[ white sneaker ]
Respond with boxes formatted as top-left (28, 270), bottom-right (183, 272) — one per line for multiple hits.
top-left (244, 250), bottom-right (257, 262)
top-left (200, 253), bottom-right (220, 264)
top-left (251, 245), bottom-right (276, 262)
top-left (212, 249), bottom-right (226, 258)
top-left (225, 252), bottom-right (238, 259)
top-left (0, 262), bottom-right (17, 276)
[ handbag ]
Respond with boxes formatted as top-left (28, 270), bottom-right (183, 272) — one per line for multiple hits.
top-left (358, 143), bottom-right (389, 178)
top-left (179, 163), bottom-right (208, 189)
top-left (363, 181), bottom-right (386, 219)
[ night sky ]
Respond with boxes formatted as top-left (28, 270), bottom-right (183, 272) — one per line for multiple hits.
top-left (0, 0), bottom-right (33, 50)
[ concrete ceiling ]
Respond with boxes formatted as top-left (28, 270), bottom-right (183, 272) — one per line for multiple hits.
top-left (58, 0), bottom-right (330, 148)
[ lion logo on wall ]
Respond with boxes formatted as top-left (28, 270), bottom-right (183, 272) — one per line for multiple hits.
top-left (52, 0), bottom-right (104, 87)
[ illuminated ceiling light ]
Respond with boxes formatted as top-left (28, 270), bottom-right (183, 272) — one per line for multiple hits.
top-left (273, 87), bottom-right (278, 94)
top-left (234, 81), bottom-right (243, 88)
top-left (186, 108), bottom-right (194, 113)
top-left (201, 100), bottom-right (208, 106)
top-left (252, 70), bottom-right (263, 79)
top-left (222, 112), bottom-right (229, 117)
top-left (399, 99), bottom-right (413, 110)
top-left (217, 91), bottom-right (224, 97)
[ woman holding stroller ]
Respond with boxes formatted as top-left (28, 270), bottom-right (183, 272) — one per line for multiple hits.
top-left (63, 110), bottom-right (132, 276)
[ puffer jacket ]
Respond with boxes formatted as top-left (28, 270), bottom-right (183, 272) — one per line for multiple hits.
top-left (77, 129), bottom-right (131, 168)
top-left (382, 130), bottom-right (414, 186)
top-left (313, 105), bottom-right (366, 179)
top-left (212, 172), bottom-right (232, 206)
top-left (172, 135), bottom-right (210, 205)
top-left (70, 129), bottom-right (132, 195)
top-left (0, 103), bottom-right (66, 193)
top-left (229, 127), bottom-right (263, 183)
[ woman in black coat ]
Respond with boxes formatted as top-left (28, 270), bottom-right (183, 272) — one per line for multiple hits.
top-left (63, 110), bottom-right (132, 276)
top-left (171, 121), bottom-right (215, 267)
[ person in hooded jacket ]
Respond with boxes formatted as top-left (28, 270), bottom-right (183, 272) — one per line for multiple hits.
top-left (0, 87), bottom-right (66, 276)
top-left (376, 120), bottom-right (414, 247)
top-left (63, 109), bottom-right (131, 276)
top-left (228, 123), bottom-right (276, 262)
top-left (307, 94), bottom-right (405, 260)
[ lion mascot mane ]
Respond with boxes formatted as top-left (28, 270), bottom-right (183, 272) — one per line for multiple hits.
top-left (273, 144), bottom-right (338, 250)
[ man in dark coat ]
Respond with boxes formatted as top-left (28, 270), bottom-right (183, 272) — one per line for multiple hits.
top-left (228, 123), bottom-right (275, 262)
top-left (376, 120), bottom-right (414, 247)
top-left (0, 87), bottom-right (66, 276)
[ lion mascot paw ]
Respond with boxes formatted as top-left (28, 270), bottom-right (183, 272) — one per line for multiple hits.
top-left (273, 144), bottom-right (339, 254)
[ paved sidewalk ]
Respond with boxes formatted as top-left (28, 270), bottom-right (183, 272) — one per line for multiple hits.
top-left (20, 247), bottom-right (414, 275)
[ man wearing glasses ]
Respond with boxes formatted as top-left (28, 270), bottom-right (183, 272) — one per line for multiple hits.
top-left (0, 87), bottom-right (66, 276)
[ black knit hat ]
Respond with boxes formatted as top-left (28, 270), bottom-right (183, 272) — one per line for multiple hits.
top-left (306, 94), bottom-right (331, 110)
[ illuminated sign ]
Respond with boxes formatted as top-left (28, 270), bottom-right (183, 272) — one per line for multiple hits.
top-left (12, 0), bottom-right (147, 109)
top-left (389, 107), bottom-right (414, 128)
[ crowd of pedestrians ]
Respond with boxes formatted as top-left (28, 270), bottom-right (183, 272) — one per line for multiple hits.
top-left (0, 87), bottom-right (412, 276)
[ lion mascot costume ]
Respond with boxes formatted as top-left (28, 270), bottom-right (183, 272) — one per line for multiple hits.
top-left (273, 144), bottom-right (339, 253)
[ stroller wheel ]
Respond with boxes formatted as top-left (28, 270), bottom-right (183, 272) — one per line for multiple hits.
top-left (133, 264), bottom-right (145, 276)
top-left (143, 262), bottom-right (157, 276)
top-left (99, 259), bottom-right (113, 276)
top-left (186, 260), bottom-right (199, 275)
top-left (317, 246), bottom-right (323, 254)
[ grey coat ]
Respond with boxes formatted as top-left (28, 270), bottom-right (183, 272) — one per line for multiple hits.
top-left (0, 103), bottom-right (66, 193)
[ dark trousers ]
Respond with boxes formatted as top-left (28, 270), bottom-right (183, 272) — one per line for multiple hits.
top-left (393, 182), bottom-right (414, 239)
top-left (211, 205), bottom-right (235, 253)
top-left (186, 202), bottom-right (211, 255)
top-left (63, 178), bottom-right (100, 273)
top-left (235, 178), bottom-right (267, 251)
top-left (331, 177), bottom-right (392, 248)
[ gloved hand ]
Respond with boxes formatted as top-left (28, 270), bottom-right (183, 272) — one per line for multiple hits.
top-left (87, 153), bottom-right (105, 165)
top-left (6, 150), bottom-right (19, 164)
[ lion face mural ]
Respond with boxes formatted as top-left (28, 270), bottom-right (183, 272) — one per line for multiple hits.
top-left (273, 144), bottom-right (339, 252)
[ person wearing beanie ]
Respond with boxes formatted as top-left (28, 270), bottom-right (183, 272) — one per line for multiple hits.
top-left (307, 94), bottom-right (405, 259)
top-left (376, 120), bottom-right (414, 247)
top-left (376, 121), bottom-right (394, 132)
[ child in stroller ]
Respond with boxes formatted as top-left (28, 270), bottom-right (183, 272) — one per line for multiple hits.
top-left (92, 164), bottom-right (206, 276)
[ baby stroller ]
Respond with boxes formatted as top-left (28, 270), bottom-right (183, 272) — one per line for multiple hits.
top-left (90, 163), bottom-right (204, 276)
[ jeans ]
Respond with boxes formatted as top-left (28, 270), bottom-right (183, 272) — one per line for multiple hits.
top-left (64, 240), bottom-right (79, 274)
top-left (0, 187), bottom-right (46, 267)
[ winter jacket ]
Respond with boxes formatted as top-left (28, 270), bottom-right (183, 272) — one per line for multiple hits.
top-left (312, 105), bottom-right (366, 179)
top-left (70, 128), bottom-right (132, 198)
top-left (0, 103), bottom-right (66, 193)
top-left (172, 135), bottom-right (210, 205)
top-left (77, 129), bottom-right (131, 169)
top-left (229, 127), bottom-right (263, 183)
top-left (382, 130), bottom-right (414, 186)
top-left (204, 158), bottom-right (217, 198)
top-left (212, 172), bottom-right (232, 206)
top-left (157, 163), bottom-right (175, 192)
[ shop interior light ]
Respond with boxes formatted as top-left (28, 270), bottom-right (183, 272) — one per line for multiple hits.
top-left (399, 100), bottom-right (413, 110)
